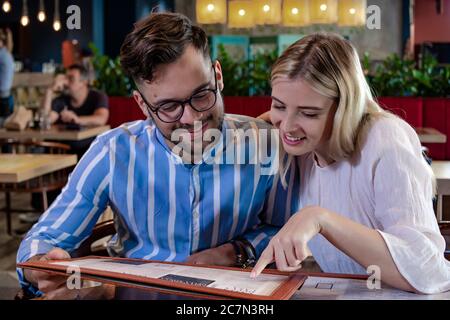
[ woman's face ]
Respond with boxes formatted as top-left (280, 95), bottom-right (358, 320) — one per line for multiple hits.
top-left (270, 77), bottom-right (336, 160)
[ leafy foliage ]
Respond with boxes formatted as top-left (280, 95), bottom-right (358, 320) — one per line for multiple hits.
top-left (89, 43), bottom-right (134, 97)
top-left (217, 44), bottom-right (277, 96)
top-left (368, 52), bottom-right (450, 97)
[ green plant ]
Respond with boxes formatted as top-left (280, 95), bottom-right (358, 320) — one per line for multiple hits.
top-left (217, 44), bottom-right (277, 96)
top-left (367, 52), bottom-right (450, 98)
top-left (89, 43), bottom-right (134, 97)
top-left (217, 44), bottom-right (251, 96)
top-left (248, 49), bottom-right (278, 96)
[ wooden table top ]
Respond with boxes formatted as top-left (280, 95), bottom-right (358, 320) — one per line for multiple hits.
top-left (0, 125), bottom-right (110, 141)
top-left (0, 154), bottom-right (77, 183)
top-left (415, 127), bottom-right (447, 144)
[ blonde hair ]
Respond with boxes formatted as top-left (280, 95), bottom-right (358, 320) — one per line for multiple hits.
top-left (273, 33), bottom-right (435, 193)
top-left (272, 32), bottom-right (388, 161)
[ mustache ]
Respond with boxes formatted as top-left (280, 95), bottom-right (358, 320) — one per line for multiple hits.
top-left (174, 115), bottom-right (213, 131)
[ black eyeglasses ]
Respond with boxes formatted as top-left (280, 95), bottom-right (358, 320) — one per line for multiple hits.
top-left (138, 66), bottom-right (218, 123)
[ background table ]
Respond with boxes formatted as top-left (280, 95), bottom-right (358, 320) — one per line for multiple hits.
top-left (416, 127), bottom-right (447, 144)
top-left (0, 125), bottom-right (110, 141)
top-left (0, 154), bottom-right (77, 183)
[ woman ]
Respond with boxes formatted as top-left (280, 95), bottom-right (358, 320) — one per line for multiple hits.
top-left (251, 33), bottom-right (450, 294)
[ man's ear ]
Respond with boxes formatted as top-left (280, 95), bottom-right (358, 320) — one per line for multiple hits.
top-left (133, 90), bottom-right (151, 118)
top-left (214, 60), bottom-right (224, 92)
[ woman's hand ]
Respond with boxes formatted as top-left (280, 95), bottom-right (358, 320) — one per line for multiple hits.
top-left (251, 206), bottom-right (327, 277)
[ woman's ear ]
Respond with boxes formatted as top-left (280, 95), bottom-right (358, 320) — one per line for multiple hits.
top-left (214, 60), bottom-right (224, 92)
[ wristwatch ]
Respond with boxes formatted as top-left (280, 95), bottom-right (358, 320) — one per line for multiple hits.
top-left (229, 238), bottom-right (256, 268)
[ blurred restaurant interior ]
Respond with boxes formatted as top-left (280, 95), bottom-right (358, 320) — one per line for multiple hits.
top-left (0, 0), bottom-right (449, 300)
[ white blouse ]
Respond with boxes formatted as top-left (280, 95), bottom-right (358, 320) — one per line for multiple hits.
top-left (297, 115), bottom-right (450, 294)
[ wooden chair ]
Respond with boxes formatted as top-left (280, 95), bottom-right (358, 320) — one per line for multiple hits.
top-left (0, 139), bottom-right (74, 235)
top-left (72, 219), bottom-right (116, 257)
top-left (439, 223), bottom-right (450, 261)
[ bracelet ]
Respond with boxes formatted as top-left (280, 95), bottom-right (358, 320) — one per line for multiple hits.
top-left (229, 239), bottom-right (256, 268)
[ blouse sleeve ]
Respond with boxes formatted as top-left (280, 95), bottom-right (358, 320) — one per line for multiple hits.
top-left (370, 117), bottom-right (450, 294)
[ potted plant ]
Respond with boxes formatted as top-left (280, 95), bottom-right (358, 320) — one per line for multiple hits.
top-left (90, 44), bottom-right (144, 128)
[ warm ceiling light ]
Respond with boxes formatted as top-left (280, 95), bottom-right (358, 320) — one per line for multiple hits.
top-left (239, 9), bottom-right (246, 16)
top-left (53, 20), bottom-right (61, 31)
top-left (38, 11), bottom-right (46, 22)
top-left (38, 0), bottom-right (46, 22)
top-left (311, 0), bottom-right (337, 24)
top-left (20, 16), bottom-right (29, 26)
top-left (338, 0), bottom-right (366, 26)
top-left (196, 0), bottom-right (227, 24)
top-left (21, 0), bottom-right (29, 26)
top-left (53, 0), bottom-right (61, 31)
top-left (291, 7), bottom-right (299, 14)
top-left (2, 1), bottom-right (11, 12)
top-left (263, 4), bottom-right (270, 12)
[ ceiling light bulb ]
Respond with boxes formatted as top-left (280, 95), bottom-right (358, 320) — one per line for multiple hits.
top-left (38, 11), bottom-right (46, 22)
top-left (2, 1), bottom-right (11, 12)
top-left (21, 15), bottom-right (29, 26)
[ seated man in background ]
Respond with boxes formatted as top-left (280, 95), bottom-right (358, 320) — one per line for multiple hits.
top-left (42, 64), bottom-right (109, 158)
top-left (23, 65), bottom-right (110, 222)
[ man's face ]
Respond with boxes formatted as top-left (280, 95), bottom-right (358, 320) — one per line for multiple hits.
top-left (66, 69), bottom-right (88, 96)
top-left (133, 45), bottom-right (225, 153)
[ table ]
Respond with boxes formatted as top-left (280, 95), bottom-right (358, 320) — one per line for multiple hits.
top-left (0, 154), bottom-right (77, 183)
top-left (415, 127), bottom-right (447, 144)
top-left (0, 125), bottom-right (110, 141)
top-left (56, 272), bottom-right (450, 300)
top-left (0, 154), bottom-right (78, 235)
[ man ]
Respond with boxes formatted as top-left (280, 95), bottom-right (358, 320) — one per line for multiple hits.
top-left (42, 64), bottom-right (109, 158)
top-left (23, 65), bottom-right (110, 221)
top-left (0, 28), bottom-right (14, 128)
top-left (17, 12), bottom-right (299, 299)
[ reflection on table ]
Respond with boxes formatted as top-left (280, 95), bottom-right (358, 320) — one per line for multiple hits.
top-left (0, 125), bottom-right (110, 141)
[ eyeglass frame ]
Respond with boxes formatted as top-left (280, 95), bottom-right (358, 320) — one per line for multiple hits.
top-left (136, 65), bottom-right (219, 123)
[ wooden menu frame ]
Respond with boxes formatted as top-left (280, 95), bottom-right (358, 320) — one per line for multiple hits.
top-left (18, 255), bottom-right (306, 300)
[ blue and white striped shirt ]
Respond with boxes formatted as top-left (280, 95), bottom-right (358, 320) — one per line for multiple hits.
top-left (17, 114), bottom-right (300, 293)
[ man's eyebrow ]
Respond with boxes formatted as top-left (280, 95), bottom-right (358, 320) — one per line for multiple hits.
top-left (153, 80), bottom-right (211, 106)
top-left (271, 96), bottom-right (323, 110)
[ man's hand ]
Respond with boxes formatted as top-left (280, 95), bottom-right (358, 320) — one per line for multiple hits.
top-left (24, 248), bottom-right (71, 293)
top-left (51, 74), bottom-right (68, 92)
top-left (60, 109), bottom-right (80, 124)
top-left (186, 243), bottom-right (236, 267)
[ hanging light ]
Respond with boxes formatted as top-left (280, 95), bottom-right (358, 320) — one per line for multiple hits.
top-left (20, 0), bottom-right (29, 27)
top-left (310, 0), bottom-right (338, 24)
top-left (254, 0), bottom-right (282, 25)
top-left (196, 0), bottom-right (227, 24)
top-left (228, 1), bottom-right (255, 28)
top-left (2, 0), bottom-right (11, 13)
top-left (53, 0), bottom-right (61, 31)
top-left (38, 0), bottom-right (46, 22)
top-left (338, 0), bottom-right (366, 26)
top-left (282, 0), bottom-right (311, 26)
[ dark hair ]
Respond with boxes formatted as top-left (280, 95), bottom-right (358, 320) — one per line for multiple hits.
top-left (120, 12), bottom-right (210, 84)
top-left (0, 29), bottom-right (6, 44)
top-left (67, 64), bottom-right (89, 81)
